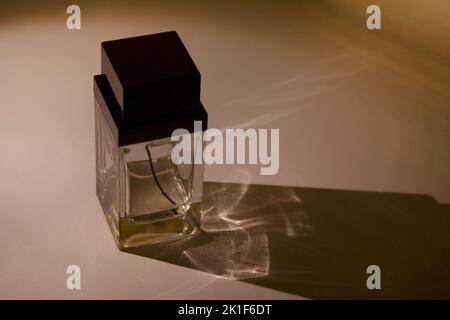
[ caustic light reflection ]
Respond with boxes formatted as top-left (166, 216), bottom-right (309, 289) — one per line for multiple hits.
top-left (179, 182), bottom-right (313, 280)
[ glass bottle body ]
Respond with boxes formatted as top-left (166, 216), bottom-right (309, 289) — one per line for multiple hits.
top-left (95, 101), bottom-right (203, 249)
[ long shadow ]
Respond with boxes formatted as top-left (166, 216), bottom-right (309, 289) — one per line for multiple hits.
top-left (125, 182), bottom-right (450, 299)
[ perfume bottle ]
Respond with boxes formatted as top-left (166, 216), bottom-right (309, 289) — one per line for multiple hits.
top-left (94, 31), bottom-right (207, 249)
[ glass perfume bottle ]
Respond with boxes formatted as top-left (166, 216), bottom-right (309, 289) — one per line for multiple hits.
top-left (94, 31), bottom-right (207, 249)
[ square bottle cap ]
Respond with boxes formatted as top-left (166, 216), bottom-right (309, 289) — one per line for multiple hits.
top-left (94, 31), bottom-right (207, 145)
top-left (101, 31), bottom-right (203, 121)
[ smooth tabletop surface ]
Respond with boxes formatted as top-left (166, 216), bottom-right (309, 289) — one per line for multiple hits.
top-left (0, 0), bottom-right (449, 299)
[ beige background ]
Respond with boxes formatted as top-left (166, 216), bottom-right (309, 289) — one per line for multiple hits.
top-left (0, 0), bottom-right (449, 298)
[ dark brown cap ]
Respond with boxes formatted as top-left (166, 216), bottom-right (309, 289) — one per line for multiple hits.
top-left (94, 31), bottom-right (207, 145)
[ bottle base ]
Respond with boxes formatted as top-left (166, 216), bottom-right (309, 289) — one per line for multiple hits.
top-left (100, 206), bottom-right (200, 249)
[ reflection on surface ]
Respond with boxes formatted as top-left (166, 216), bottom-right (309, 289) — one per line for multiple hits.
top-left (125, 182), bottom-right (450, 299)
top-left (182, 183), bottom-right (312, 280)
